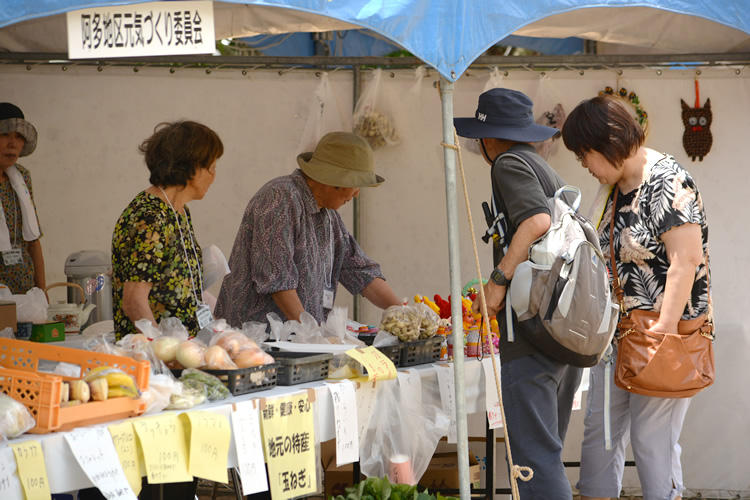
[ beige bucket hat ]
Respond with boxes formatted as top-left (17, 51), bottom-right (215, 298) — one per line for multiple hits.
top-left (297, 132), bottom-right (385, 188)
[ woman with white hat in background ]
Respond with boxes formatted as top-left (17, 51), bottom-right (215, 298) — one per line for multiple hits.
top-left (0, 102), bottom-right (45, 293)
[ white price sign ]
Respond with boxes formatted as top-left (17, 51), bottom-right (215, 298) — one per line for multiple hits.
top-left (64, 427), bottom-right (137, 500)
top-left (231, 400), bottom-right (269, 496)
top-left (436, 364), bottom-right (457, 443)
top-left (482, 356), bottom-right (504, 429)
top-left (0, 446), bottom-right (23, 499)
top-left (328, 381), bottom-right (359, 466)
top-left (67, 1), bottom-right (215, 59)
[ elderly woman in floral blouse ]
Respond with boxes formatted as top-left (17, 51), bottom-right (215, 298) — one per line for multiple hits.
top-left (216, 131), bottom-right (401, 326)
top-left (111, 120), bottom-right (223, 340)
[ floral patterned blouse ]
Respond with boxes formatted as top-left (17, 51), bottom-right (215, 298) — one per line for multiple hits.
top-left (112, 191), bottom-right (203, 339)
top-left (598, 153), bottom-right (710, 320)
top-left (0, 164), bottom-right (42, 294)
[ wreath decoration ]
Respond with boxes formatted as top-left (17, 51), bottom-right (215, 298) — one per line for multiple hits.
top-left (599, 86), bottom-right (649, 137)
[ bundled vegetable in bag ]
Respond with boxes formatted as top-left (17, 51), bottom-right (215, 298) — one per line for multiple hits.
top-left (353, 68), bottom-right (400, 149)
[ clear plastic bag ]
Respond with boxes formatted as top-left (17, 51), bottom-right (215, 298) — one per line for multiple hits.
top-left (141, 373), bottom-right (178, 414)
top-left (353, 68), bottom-right (400, 149)
top-left (0, 393), bottom-right (36, 440)
top-left (359, 374), bottom-right (450, 484)
top-left (299, 72), bottom-right (352, 153)
top-left (3, 287), bottom-right (48, 324)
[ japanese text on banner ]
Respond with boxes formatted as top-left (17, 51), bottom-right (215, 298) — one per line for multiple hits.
top-left (67, 1), bottom-right (215, 58)
top-left (261, 392), bottom-right (317, 499)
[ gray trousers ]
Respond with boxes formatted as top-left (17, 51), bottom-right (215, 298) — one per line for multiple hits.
top-left (501, 352), bottom-right (583, 500)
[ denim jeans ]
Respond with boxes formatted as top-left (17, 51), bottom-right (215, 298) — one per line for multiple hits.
top-left (501, 352), bottom-right (582, 500)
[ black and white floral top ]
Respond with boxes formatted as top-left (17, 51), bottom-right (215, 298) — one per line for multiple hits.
top-left (597, 153), bottom-right (710, 320)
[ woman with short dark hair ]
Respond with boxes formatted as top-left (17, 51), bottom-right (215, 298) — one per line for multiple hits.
top-left (563, 96), bottom-right (711, 500)
top-left (111, 120), bottom-right (223, 340)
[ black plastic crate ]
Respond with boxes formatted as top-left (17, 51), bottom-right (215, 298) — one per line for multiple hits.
top-left (376, 344), bottom-right (401, 368)
top-left (399, 336), bottom-right (443, 367)
top-left (273, 351), bottom-right (332, 386)
top-left (171, 364), bottom-right (278, 395)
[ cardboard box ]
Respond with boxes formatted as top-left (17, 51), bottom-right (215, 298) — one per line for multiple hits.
top-left (30, 322), bottom-right (66, 342)
top-left (0, 300), bottom-right (16, 333)
top-left (418, 452), bottom-right (481, 492)
top-left (321, 439), bottom-right (362, 498)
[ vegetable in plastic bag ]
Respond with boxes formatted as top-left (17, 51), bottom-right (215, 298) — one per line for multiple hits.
top-left (0, 393), bottom-right (36, 439)
top-left (165, 379), bottom-right (207, 410)
top-left (179, 368), bottom-right (230, 401)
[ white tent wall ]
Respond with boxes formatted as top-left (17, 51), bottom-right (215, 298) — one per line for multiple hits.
top-left (1, 63), bottom-right (748, 495)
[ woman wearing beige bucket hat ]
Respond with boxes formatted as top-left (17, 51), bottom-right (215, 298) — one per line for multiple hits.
top-left (216, 131), bottom-right (401, 326)
top-left (0, 102), bottom-right (45, 294)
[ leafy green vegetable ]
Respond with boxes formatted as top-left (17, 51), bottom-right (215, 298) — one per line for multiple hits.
top-left (332, 476), bottom-right (457, 500)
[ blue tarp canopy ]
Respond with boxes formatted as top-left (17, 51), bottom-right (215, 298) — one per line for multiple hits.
top-left (1, 0), bottom-right (749, 81)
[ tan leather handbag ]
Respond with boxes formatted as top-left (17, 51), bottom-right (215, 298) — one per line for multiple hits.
top-left (609, 187), bottom-right (715, 398)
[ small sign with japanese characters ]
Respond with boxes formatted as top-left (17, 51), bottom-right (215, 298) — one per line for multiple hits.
top-left (260, 392), bottom-right (317, 499)
top-left (10, 441), bottom-right (51, 500)
top-left (132, 414), bottom-right (191, 484)
top-left (0, 446), bottom-right (23, 500)
top-left (328, 381), bottom-right (359, 466)
top-left (64, 427), bottom-right (137, 500)
top-left (109, 422), bottom-right (144, 496)
top-left (345, 346), bottom-right (397, 382)
top-left (482, 356), bottom-right (504, 429)
top-left (231, 400), bottom-right (269, 496)
top-left (66, 1), bottom-right (215, 59)
top-left (180, 411), bottom-right (231, 483)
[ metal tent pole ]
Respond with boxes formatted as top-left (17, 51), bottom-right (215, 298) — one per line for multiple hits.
top-left (438, 77), bottom-right (471, 500)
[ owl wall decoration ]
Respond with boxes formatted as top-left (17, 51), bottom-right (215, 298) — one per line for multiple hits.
top-left (681, 98), bottom-right (712, 161)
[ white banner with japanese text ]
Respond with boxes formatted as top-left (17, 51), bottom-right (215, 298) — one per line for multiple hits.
top-left (66, 1), bottom-right (215, 58)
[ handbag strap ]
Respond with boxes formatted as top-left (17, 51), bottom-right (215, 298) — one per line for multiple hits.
top-left (607, 185), bottom-right (712, 317)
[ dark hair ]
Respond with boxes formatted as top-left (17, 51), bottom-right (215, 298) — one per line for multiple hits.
top-left (140, 121), bottom-right (223, 187)
top-left (561, 95), bottom-right (644, 167)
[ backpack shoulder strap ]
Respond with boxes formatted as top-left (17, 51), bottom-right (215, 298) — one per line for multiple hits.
top-left (497, 150), bottom-right (557, 198)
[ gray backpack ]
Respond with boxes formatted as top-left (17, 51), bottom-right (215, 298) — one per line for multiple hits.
top-left (507, 183), bottom-right (618, 367)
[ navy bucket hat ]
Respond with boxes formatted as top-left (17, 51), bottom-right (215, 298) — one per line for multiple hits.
top-left (454, 88), bottom-right (559, 143)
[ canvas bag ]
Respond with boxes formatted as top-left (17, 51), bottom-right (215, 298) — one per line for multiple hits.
top-left (495, 152), bottom-right (618, 367)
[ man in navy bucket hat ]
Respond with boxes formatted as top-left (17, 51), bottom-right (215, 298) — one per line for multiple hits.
top-left (455, 88), bottom-right (582, 499)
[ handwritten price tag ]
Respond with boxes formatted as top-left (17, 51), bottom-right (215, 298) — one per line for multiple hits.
top-left (181, 411), bottom-right (231, 483)
top-left (435, 364), bottom-right (457, 443)
top-left (0, 446), bottom-right (23, 499)
top-left (345, 346), bottom-right (397, 382)
top-left (10, 441), bottom-right (50, 500)
top-left (231, 400), bottom-right (269, 496)
top-left (132, 414), bottom-right (191, 484)
top-left (64, 427), bottom-right (137, 500)
top-left (482, 356), bottom-right (504, 429)
top-left (328, 381), bottom-right (359, 466)
top-left (109, 422), bottom-right (144, 496)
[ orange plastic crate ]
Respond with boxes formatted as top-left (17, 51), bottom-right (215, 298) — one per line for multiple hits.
top-left (0, 338), bottom-right (150, 433)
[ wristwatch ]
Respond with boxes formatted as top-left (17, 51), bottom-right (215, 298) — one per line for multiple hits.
top-left (489, 268), bottom-right (510, 287)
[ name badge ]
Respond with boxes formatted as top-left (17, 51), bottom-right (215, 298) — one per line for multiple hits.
top-left (323, 288), bottom-right (335, 310)
top-left (2, 248), bottom-right (23, 266)
top-left (196, 303), bottom-right (214, 329)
